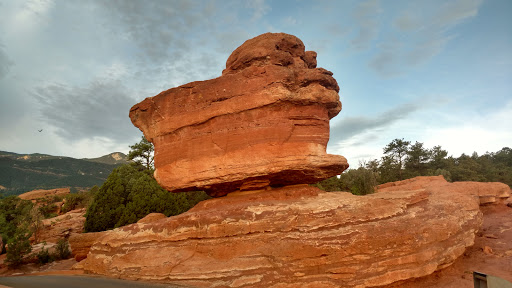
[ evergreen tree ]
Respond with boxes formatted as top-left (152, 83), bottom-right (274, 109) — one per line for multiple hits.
top-left (383, 138), bottom-right (410, 181)
top-left (128, 136), bottom-right (154, 170)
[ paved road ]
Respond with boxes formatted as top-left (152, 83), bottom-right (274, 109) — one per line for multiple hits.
top-left (0, 275), bottom-right (191, 288)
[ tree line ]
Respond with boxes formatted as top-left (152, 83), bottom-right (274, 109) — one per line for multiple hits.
top-left (315, 139), bottom-right (512, 195)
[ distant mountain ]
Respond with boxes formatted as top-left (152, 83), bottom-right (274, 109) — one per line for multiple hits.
top-left (0, 151), bottom-right (128, 196)
top-left (83, 152), bottom-right (129, 165)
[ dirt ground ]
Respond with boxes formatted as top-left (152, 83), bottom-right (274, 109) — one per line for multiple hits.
top-left (1, 202), bottom-right (511, 287)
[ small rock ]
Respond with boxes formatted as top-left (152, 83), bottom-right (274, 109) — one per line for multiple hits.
top-left (484, 234), bottom-right (499, 239)
top-left (483, 246), bottom-right (493, 255)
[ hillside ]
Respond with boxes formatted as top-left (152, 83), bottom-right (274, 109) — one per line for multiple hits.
top-left (0, 151), bottom-right (127, 196)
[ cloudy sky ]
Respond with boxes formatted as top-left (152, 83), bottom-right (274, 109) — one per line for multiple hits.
top-left (0, 0), bottom-right (510, 167)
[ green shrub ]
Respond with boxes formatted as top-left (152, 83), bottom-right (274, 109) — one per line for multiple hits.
top-left (84, 164), bottom-right (210, 232)
top-left (5, 229), bottom-right (32, 267)
top-left (54, 239), bottom-right (71, 260)
top-left (36, 247), bottom-right (55, 264)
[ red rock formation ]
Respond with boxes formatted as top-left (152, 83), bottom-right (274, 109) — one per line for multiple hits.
top-left (18, 188), bottom-right (70, 202)
top-left (34, 209), bottom-right (86, 244)
top-left (129, 32), bottom-right (348, 196)
top-left (74, 183), bottom-right (487, 287)
top-left (69, 231), bottom-right (105, 262)
top-left (377, 176), bottom-right (511, 205)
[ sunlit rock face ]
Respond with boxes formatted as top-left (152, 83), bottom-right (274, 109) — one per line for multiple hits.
top-left (129, 32), bottom-right (348, 197)
top-left (74, 182), bottom-right (485, 287)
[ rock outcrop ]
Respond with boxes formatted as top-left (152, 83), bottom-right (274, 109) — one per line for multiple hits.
top-left (377, 176), bottom-right (511, 205)
top-left (69, 231), bottom-right (105, 262)
top-left (129, 32), bottom-right (348, 197)
top-left (74, 182), bottom-right (487, 287)
top-left (34, 209), bottom-right (86, 244)
top-left (18, 188), bottom-right (70, 202)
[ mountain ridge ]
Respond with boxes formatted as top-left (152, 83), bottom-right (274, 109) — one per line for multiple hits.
top-left (0, 150), bottom-right (129, 196)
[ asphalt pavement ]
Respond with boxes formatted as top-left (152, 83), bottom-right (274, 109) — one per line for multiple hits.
top-left (0, 275), bottom-right (191, 288)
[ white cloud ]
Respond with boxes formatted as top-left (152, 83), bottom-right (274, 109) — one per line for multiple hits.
top-left (423, 100), bottom-right (512, 157)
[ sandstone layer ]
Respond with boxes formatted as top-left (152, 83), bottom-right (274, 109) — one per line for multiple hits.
top-left (33, 208), bottom-right (86, 244)
top-left (74, 182), bottom-right (484, 288)
top-left (18, 188), bottom-right (70, 202)
top-left (377, 176), bottom-right (511, 205)
top-left (129, 33), bottom-right (348, 196)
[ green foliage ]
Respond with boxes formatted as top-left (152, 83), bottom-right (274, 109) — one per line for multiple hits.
top-left (383, 138), bottom-right (411, 181)
top-left (0, 196), bottom-right (33, 244)
top-left (128, 136), bottom-right (154, 170)
top-left (61, 188), bottom-right (96, 214)
top-left (36, 246), bottom-right (55, 264)
top-left (38, 197), bottom-right (58, 219)
top-left (5, 228), bottom-right (32, 267)
top-left (84, 164), bottom-right (210, 232)
top-left (366, 140), bottom-right (511, 187)
top-left (315, 143), bottom-right (511, 195)
top-left (339, 167), bottom-right (377, 195)
top-left (54, 239), bottom-right (71, 260)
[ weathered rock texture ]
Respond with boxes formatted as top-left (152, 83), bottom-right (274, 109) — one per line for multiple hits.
top-left (74, 182), bottom-right (486, 287)
top-left (377, 176), bottom-right (511, 205)
top-left (18, 188), bottom-right (70, 202)
top-left (69, 231), bottom-right (105, 262)
top-left (34, 208), bottom-right (86, 244)
top-left (129, 33), bottom-right (348, 196)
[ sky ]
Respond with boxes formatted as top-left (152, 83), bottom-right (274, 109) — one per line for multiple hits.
top-left (0, 0), bottom-right (511, 168)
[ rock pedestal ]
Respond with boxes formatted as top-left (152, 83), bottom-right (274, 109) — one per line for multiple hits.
top-left (74, 182), bottom-right (486, 287)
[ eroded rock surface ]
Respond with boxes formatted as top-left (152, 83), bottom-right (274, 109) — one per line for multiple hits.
top-left (34, 208), bottom-right (86, 244)
top-left (129, 33), bottom-right (348, 196)
top-left (18, 188), bottom-right (70, 202)
top-left (377, 176), bottom-right (511, 205)
top-left (75, 184), bottom-right (483, 287)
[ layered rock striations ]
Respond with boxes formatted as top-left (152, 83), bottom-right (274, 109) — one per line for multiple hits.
top-left (377, 176), bottom-right (511, 205)
top-left (129, 33), bottom-right (348, 196)
top-left (75, 183), bottom-right (484, 287)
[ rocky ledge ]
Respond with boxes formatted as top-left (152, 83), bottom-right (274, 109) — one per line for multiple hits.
top-left (72, 178), bottom-right (492, 288)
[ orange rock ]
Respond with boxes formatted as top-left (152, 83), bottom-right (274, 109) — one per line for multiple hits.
top-left (129, 33), bottom-right (348, 196)
top-left (69, 231), bottom-right (106, 262)
top-left (137, 213), bottom-right (167, 224)
top-left (376, 176), bottom-right (511, 205)
top-left (18, 188), bottom-right (70, 202)
top-left (76, 185), bottom-right (482, 287)
top-left (35, 208), bottom-right (86, 244)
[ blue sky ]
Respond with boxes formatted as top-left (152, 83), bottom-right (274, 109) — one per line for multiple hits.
top-left (0, 0), bottom-right (510, 167)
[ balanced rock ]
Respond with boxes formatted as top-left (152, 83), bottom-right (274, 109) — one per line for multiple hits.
top-left (75, 184), bottom-right (482, 287)
top-left (129, 32), bottom-right (348, 196)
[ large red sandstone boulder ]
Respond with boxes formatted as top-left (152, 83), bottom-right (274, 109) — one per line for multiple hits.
top-left (377, 176), bottom-right (511, 205)
top-left (73, 184), bottom-right (483, 288)
top-left (129, 33), bottom-right (348, 197)
top-left (33, 208), bottom-right (86, 244)
top-left (69, 231), bottom-right (106, 262)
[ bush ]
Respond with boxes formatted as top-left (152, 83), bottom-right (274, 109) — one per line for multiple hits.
top-left (54, 239), bottom-right (71, 260)
top-left (36, 247), bottom-right (55, 264)
top-left (84, 164), bottom-right (210, 232)
top-left (5, 229), bottom-right (32, 267)
top-left (339, 167), bottom-right (377, 195)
